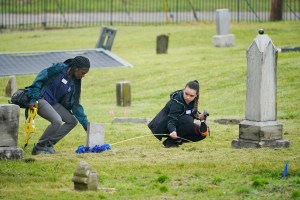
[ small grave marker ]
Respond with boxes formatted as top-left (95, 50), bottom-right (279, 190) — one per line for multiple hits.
top-left (5, 75), bottom-right (17, 97)
top-left (156, 34), bottom-right (169, 54)
top-left (86, 122), bottom-right (104, 148)
top-left (72, 161), bottom-right (99, 191)
top-left (116, 81), bottom-right (131, 107)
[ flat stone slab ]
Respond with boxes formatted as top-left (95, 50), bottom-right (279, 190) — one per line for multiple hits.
top-left (232, 138), bottom-right (290, 148)
top-left (214, 118), bottom-right (243, 125)
top-left (0, 147), bottom-right (24, 160)
top-left (112, 117), bottom-right (151, 124)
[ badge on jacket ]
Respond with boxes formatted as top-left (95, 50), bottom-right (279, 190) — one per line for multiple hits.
top-left (61, 78), bottom-right (67, 84)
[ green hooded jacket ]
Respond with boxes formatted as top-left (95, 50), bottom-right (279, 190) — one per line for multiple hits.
top-left (27, 62), bottom-right (88, 130)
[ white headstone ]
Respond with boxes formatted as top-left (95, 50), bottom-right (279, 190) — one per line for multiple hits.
top-left (212, 8), bottom-right (235, 47)
top-left (86, 122), bottom-right (105, 148)
top-left (216, 9), bottom-right (230, 35)
top-left (246, 32), bottom-right (277, 121)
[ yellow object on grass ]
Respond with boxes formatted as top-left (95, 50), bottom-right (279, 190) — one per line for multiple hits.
top-left (24, 106), bottom-right (37, 148)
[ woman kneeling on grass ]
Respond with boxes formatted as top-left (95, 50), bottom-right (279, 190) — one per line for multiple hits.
top-left (148, 80), bottom-right (209, 148)
top-left (27, 56), bottom-right (90, 155)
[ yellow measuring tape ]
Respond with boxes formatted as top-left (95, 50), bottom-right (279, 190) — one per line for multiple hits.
top-left (24, 106), bottom-right (37, 148)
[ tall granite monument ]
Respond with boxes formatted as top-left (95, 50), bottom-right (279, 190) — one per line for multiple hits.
top-left (232, 30), bottom-right (290, 148)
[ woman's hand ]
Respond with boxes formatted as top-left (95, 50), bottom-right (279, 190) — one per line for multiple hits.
top-left (169, 131), bottom-right (178, 139)
top-left (198, 113), bottom-right (205, 121)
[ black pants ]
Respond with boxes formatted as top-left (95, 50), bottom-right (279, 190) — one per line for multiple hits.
top-left (175, 115), bottom-right (206, 143)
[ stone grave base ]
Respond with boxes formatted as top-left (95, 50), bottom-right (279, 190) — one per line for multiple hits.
top-left (232, 120), bottom-right (290, 148)
top-left (232, 138), bottom-right (290, 148)
top-left (239, 120), bottom-right (283, 140)
top-left (212, 34), bottom-right (235, 47)
top-left (0, 147), bottom-right (24, 159)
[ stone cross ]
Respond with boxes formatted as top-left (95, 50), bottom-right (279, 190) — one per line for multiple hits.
top-left (116, 81), bottom-right (131, 107)
top-left (232, 30), bottom-right (290, 148)
top-left (212, 9), bottom-right (235, 47)
top-left (0, 104), bottom-right (24, 159)
top-left (86, 122), bottom-right (105, 148)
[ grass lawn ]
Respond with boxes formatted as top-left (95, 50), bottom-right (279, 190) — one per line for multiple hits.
top-left (0, 21), bottom-right (300, 199)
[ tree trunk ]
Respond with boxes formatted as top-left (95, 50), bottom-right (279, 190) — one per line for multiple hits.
top-left (270, 0), bottom-right (283, 21)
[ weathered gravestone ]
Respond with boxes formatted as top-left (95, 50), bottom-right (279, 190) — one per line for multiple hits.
top-left (95, 26), bottom-right (117, 51)
top-left (86, 122), bottom-right (105, 148)
top-left (212, 9), bottom-right (235, 47)
top-left (232, 30), bottom-right (290, 148)
top-left (116, 81), bottom-right (131, 107)
top-left (72, 161), bottom-right (99, 191)
top-left (5, 75), bottom-right (17, 97)
top-left (156, 34), bottom-right (169, 54)
top-left (0, 104), bottom-right (24, 159)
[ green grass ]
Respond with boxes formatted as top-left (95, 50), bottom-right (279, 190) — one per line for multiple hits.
top-left (0, 21), bottom-right (300, 199)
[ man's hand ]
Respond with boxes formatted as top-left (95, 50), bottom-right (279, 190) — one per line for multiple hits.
top-left (28, 104), bottom-right (35, 110)
top-left (169, 131), bottom-right (178, 139)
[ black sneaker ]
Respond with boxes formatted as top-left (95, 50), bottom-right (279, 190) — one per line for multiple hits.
top-left (47, 146), bottom-right (56, 154)
top-left (32, 145), bottom-right (48, 155)
top-left (163, 138), bottom-right (179, 148)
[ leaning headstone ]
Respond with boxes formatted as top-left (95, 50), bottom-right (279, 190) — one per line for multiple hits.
top-left (232, 30), bottom-right (290, 148)
top-left (72, 161), bottom-right (99, 191)
top-left (95, 26), bottom-right (117, 51)
top-left (156, 34), bottom-right (169, 54)
top-left (212, 9), bottom-right (235, 47)
top-left (0, 104), bottom-right (24, 159)
top-left (5, 75), bottom-right (17, 97)
top-left (86, 122), bottom-right (104, 148)
top-left (116, 81), bottom-right (131, 107)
